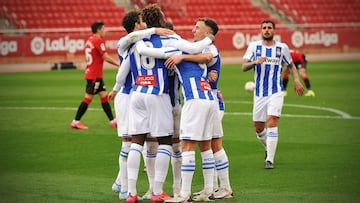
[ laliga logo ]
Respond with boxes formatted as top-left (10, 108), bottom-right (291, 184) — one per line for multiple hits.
top-left (291, 30), bottom-right (338, 48)
top-left (0, 40), bottom-right (17, 56)
top-left (31, 36), bottom-right (85, 55)
top-left (232, 32), bottom-right (281, 49)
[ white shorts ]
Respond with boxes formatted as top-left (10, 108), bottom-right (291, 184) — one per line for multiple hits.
top-left (180, 99), bottom-right (222, 141)
top-left (128, 91), bottom-right (174, 137)
top-left (114, 92), bottom-right (131, 138)
top-left (172, 105), bottom-right (182, 138)
top-left (252, 92), bottom-right (284, 122)
top-left (212, 109), bottom-right (224, 139)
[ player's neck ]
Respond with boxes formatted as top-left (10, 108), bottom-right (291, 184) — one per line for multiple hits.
top-left (263, 39), bottom-right (275, 46)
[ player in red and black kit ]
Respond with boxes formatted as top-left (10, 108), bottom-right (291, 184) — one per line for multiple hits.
top-left (283, 50), bottom-right (315, 97)
top-left (71, 22), bottom-right (120, 130)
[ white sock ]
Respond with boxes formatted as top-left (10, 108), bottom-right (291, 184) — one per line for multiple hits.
top-left (214, 149), bottom-right (232, 191)
top-left (172, 143), bottom-right (182, 195)
top-left (115, 152), bottom-right (121, 185)
top-left (201, 150), bottom-right (215, 195)
top-left (119, 141), bottom-right (131, 192)
top-left (213, 169), bottom-right (219, 191)
top-left (256, 128), bottom-right (267, 148)
top-left (266, 127), bottom-right (278, 163)
top-left (145, 141), bottom-right (158, 191)
top-left (180, 151), bottom-right (195, 198)
top-left (153, 144), bottom-right (173, 195)
top-left (127, 143), bottom-right (143, 196)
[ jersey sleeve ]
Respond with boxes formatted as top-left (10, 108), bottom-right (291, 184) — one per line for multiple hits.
top-left (243, 42), bottom-right (255, 61)
top-left (136, 40), bottom-right (181, 58)
top-left (165, 34), bottom-right (212, 54)
top-left (282, 43), bottom-right (292, 65)
top-left (117, 28), bottom-right (156, 55)
top-left (112, 56), bottom-right (131, 91)
top-left (203, 45), bottom-right (218, 68)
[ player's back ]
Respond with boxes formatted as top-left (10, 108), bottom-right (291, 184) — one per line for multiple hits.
top-left (84, 35), bottom-right (105, 79)
top-left (130, 34), bottom-right (169, 95)
top-left (175, 59), bottom-right (214, 102)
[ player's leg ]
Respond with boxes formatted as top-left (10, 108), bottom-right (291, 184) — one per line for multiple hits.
top-left (171, 105), bottom-right (182, 197)
top-left (112, 92), bottom-right (129, 194)
top-left (70, 80), bottom-right (94, 129)
top-left (142, 138), bottom-right (158, 200)
top-left (98, 90), bottom-right (117, 128)
top-left (196, 140), bottom-right (215, 201)
top-left (299, 67), bottom-right (315, 96)
top-left (192, 100), bottom-right (216, 201)
top-left (127, 134), bottom-right (147, 201)
top-left (179, 140), bottom-right (197, 199)
top-left (126, 92), bottom-right (149, 201)
top-left (264, 92), bottom-right (284, 169)
top-left (149, 94), bottom-right (174, 201)
top-left (212, 138), bottom-right (233, 199)
top-left (253, 96), bottom-right (268, 148)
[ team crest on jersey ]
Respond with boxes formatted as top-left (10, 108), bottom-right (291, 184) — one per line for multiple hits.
top-left (136, 75), bottom-right (156, 86)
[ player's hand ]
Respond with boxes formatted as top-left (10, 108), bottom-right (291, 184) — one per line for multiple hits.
top-left (208, 70), bottom-right (218, 82)
top-left (108, 90), bottom-right (117, 101)
top-left (164, 55), bottom-right (183, 69)
top-left (206, 34), bottom-right (215, 43)
top-left (293, 79), bottom-right (304, 96)
top-left (155, 28), bottom-right (174, 37)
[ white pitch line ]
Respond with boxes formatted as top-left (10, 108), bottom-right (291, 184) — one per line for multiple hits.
top-left (225, 112), bottom-right (360, 120)
top-left (0, 105), bottom-right (359, 120)
top-left (226, 101), bottom-right (355, 119)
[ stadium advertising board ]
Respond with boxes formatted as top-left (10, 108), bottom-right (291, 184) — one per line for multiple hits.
top-left (0, 28), bottom-right (358, 57)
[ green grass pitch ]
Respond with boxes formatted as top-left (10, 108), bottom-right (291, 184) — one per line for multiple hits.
top-left (0, 60), bottom-right (359, 202)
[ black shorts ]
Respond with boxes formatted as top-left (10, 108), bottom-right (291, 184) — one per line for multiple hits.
top-left (294, 54), bottom-right (308, 69)
top-left (85, 79), bottom-right (106, 95)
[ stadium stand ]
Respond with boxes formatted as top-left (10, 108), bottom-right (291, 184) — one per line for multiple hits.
top-left (0, 0), bottom-right (278, 29)
top-left (159, 0), bottom-right (278, 26)
top-left (267, 0), bottom-right (360, 25)
top-left (0, 0), bottom-right (126, 29)
top-left (1, 0), bottom-right (359, 29)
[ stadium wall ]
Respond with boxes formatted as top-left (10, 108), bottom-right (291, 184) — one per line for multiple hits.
top-left (1, 24), bottom-right (360, 65)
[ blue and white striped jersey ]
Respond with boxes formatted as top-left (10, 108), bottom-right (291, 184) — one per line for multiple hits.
top-left (175, 57), bottom-right (215, 102)
top-left (243, 40), bottom-right (292, 97)
top-left (203, 45), bottom-right (224, 111)
top-left (131, 33), bottom-right (213, 95)
top-left (114, 47), bottom-right (133, 94)
top-left (112, 28), bottom-right (158, 94)
top-left (204, 45), bottom-right (221, 90)
top-left (130, 34), bottom-right (170, 95)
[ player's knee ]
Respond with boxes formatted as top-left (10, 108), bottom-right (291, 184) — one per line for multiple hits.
top-left (172, 142), bottom-right (181, 153)
top-left (146, 141), bottom-right (159, 154)
top-left (100, 96), bottom-right (108, 103)
top-left (83, 97), bottom-right (92, 104)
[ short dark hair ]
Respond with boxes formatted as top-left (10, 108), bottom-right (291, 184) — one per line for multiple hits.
top-left (198, 18), bottom-right (219, 35)
top-left (91, 22), bottom-right (104, 34)
top-left (164, 21), bottom-right (174, 30)
top-left (122, 10), bottom-right (141, 33)
top-left (261, 19), bottom-right (275, 29)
